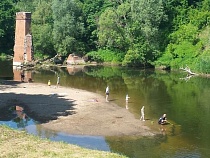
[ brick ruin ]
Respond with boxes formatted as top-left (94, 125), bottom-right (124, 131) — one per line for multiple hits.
top-left (13, 12), bottom-right (33, 66)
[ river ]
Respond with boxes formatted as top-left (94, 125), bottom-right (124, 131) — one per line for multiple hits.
top-left (0, 59), bottom-right (210, 158)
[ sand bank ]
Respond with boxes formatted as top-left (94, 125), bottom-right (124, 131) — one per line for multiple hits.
top-left (0, 81), bottom-right (155, 136)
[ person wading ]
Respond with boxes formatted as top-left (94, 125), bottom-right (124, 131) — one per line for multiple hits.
top-left (158, 113), bottom-right (167, 125)
top-left (105, 86), bottom-right (109, 102)
top-left (140, 106), bottom-right (145, 121)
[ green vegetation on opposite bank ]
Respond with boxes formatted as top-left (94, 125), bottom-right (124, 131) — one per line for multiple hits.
top-left (1, 0), bottom-right (210, 72)
top-left (0, 126), bottom-right (127, 158)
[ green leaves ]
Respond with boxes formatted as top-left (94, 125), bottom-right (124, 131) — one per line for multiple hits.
top-left (98, 5), bottom-right (129, 50)
top-left (155, 0), bottom-right (210, 71)
top-left (32, 0), bottom-right (55, 58)
top-left (170, 23), bottom-right (198, 44)
top-left (52, 0), bottom-right (85, 56)
top-left (97, 0), bottom-right (166, 66)
top-left (1, 0), bottom-right (210, 70)
top-left (0, 0), bottom-right (16, 54)
top-left (86, 49), bottom-right (124, 64)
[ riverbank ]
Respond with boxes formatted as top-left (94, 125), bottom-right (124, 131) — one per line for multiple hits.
top-left (0, 80), bottom-right (155, 137)
top-left (0, 125), bottom-right (127, 158)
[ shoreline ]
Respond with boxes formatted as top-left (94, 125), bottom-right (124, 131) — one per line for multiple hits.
top-left (0, 80), bottom-right (156, 137)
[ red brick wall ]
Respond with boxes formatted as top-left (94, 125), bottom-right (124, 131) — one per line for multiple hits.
top-left (13, 12), bottom-right (32, 64)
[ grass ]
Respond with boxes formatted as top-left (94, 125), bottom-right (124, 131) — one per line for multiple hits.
top-left (0, 125), bottom-right (127, 158)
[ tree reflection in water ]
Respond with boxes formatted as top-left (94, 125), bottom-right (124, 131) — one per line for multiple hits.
top-left (13, 106), bottom-right (30, 128)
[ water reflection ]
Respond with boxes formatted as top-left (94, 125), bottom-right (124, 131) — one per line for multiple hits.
top-left (159, 124), bottom-right (167, 136)
top-left (1, 63), bottom-right (210, 157)
top-left (125, 101), bottom-right (129, 110)
top-left (66, 65), bottom-right (85, 75)
top-left (13, 68), bottom-right (32, 82)
top-left (0, 105), bottom-right (34, 129)
top-left (14, 106), bottom-right (29, 128)
top-left (0, 105), bottom-right (110, 151)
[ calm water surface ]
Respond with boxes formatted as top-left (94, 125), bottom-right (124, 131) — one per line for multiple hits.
top-left (0, 60), bottom-right (210, 158)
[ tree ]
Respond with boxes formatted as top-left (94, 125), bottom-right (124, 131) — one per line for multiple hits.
top-left (98, 0), bottom-right (166, 66)
top-left (32, 0), bottom-right (55, 58)
top-left (52, 0), bottom-right (85, 56)
top-left (0, 0), bottom-right (16, 54)
top-left (97, 1), bottom-right (130, 51)
top-left (156, 0), bottom-right (210, 71)
top-left (82, 0), bottom-right (111, 50)
top-left (129, 0), bottom-right (166, 60)
top-left (14, 0), bottom-right (36, 12)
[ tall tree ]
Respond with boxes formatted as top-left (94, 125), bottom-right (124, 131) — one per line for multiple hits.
top-left (14, 0), bottom-right (36, 12)
top-left (130, 0), bottom-right (166, 54)
top-left (52, 0), bottom-right (85, 56)
top-left (0, 0), bottom-right (16, 54)
top-left (83, 0), bottom-right (111, 50)
top-left (97, 0), bottom-right (166, 66)
top-left (98, 1), bottom-right (130, 51)
top-left (32, 0), bottom-right (55, 58)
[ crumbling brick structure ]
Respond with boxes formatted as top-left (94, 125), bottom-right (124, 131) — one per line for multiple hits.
top-left (13, 12), bottom-right (33, 66)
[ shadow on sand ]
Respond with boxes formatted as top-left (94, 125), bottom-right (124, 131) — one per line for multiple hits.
top-left (0, 80), bottom-right (76, 123)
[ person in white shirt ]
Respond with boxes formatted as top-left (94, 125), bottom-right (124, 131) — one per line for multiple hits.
top-left (125, 94), bottom-right (130, 109)
top-left (105, 86), bottom-right (109, 102)
top-left (140, 106), bottom-right (145, 121)
top-left (126, 94), bottom-right (130, 102)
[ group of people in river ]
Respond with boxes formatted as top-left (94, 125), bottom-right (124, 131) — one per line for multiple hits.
top-left (105, 86), bottom-right (168, 125)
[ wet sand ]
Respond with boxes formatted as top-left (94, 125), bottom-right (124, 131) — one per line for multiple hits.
top-left (0, 81), bottom-right (156, 136)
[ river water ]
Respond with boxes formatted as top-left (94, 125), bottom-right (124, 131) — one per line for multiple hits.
top-left (0, 60), bottom-right (210, 158)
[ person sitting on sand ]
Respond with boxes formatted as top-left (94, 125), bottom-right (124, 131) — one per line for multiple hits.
top-left (158, 113), bottom-right (167, 125)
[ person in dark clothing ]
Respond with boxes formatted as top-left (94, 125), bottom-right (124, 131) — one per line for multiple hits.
top-left (158, 114), bottom-right (167, 125)
top-left (20, 71), bottom-right (25, 82)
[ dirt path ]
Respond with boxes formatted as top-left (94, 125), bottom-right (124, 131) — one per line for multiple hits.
top-left (0, 81), bottom-right (156, 136)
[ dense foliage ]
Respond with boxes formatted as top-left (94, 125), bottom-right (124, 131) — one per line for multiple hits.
top-left (0, 0), bottom-right (210, 71)
top-left (0, 0), bottom-right (16, 55)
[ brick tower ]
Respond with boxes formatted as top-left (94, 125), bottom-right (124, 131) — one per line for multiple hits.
top-left (13, 12), bottom-right (33, 66)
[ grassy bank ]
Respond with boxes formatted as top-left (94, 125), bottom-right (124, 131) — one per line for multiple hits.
top-left (0, 126), bottom-right (127, 158)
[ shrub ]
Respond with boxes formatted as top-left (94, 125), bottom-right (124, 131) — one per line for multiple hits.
top-left (86, 49), bottom-right (124, 64)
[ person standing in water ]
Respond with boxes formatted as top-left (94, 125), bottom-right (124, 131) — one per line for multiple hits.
top-left (125, 94), bottom-right (130, 109)
top-left (105, 86), bottom-right (109, 102)
top-left (56, 76), bottom-right (60, 88)
top-left (125, 94), bottom-right (130, 102)
top-left (140, 106), bottom-right (145, 121)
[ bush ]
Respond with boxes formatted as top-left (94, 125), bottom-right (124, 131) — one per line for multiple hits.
top-left (86, 49), bottom-right (124, 64)
top-left (194, 50), bottom-right (210, 73)
top-left (0, 53), bottom-right (7, 60)
top-left (34, 52), bottom-right (50, 60)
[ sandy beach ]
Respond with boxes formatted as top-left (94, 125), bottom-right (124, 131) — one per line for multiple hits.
top-left (0, 80), bottom-right (155, 137)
